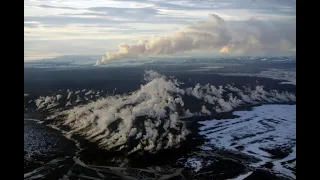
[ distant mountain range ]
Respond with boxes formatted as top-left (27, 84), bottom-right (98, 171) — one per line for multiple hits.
top-left (24, 55), bottom-right (296, 68)
top-left (25, 55), bottom-right (100, 64)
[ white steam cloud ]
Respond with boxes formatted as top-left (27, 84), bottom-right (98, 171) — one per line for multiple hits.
top-left (51, 70), bottom-right (189, 154)
top-left (56, 94), bottom-right (62, 101)
top-left (96, 14), bottom-right (295, 65)
top-left (34, 71), bottom-right (295, 154)
top-left (185, 83), bottom-right (295, 113)
top-left (35, 96), bottom-right (59, 110)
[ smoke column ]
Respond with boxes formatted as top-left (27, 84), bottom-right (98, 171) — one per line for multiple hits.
top-left (96, 14), bottom-right (296, 65)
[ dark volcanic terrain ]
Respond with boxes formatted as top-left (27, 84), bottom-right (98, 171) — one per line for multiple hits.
top-left (24, 59), bottom-right (296, 180)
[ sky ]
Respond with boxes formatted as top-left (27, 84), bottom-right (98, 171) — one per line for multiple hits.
top-left (24, 0), bottom-right (296, 61)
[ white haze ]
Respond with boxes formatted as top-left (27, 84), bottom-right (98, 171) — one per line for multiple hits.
top-left (96, 14), bottom-right (296, 65)
top-left (34, 70), bottom-right (295, 154)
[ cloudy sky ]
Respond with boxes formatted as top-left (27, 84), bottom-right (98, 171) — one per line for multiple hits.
top-left (24, 0), bottom-right (296, 61)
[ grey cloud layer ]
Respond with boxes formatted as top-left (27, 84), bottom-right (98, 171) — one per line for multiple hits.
top-left (25, 0), bottom-right (295, 26)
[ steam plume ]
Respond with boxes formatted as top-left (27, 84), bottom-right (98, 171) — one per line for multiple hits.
top-left (34, 71), bottom-right (295, 154)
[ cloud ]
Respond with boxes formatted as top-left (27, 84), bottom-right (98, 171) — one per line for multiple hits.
top-left (88, 6), bottom-right (158, 15)
top-left (67, 91), bottom-right (73, 99)
top-left (37, 4), bottom-right (78, 10)
top-left (50, 70), bottom-right (189, 154)
top-left (85, 90), bottom-right (93, 96)
top-left (24, 0), bottom-right (295, 59)
top-left (35, 96), bottom-right (59, 110)
top-left (96, 14), bottom-right (295, 65)
top-left (201, 105), bottom-right (211, 115)
top-left (75, 95), bottom-right (82, 102)
top-left (56, 94), bottom-right (62, 100)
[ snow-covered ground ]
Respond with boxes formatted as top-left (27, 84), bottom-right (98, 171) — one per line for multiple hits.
top-left (218, 69), bottom-right (296, 85)
top-left (198, 104), bottom-right (296, 179)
